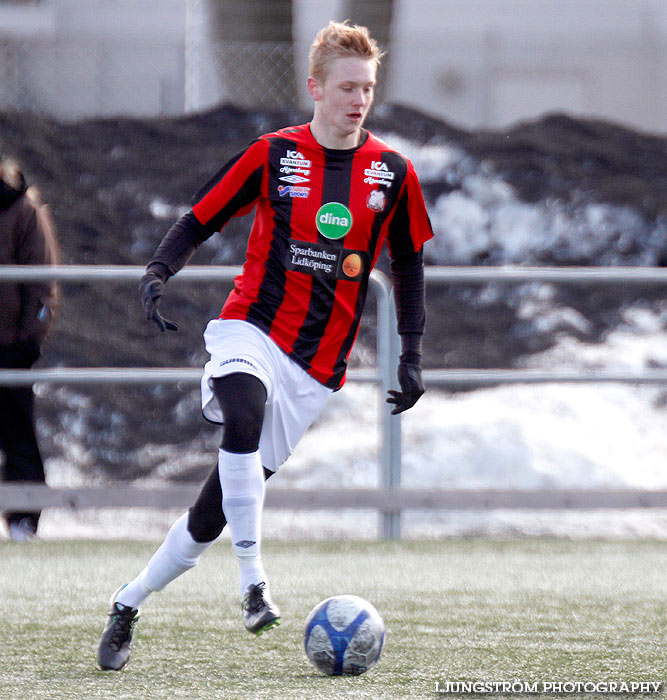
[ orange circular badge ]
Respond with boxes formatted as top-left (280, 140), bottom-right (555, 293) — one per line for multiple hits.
top-left (342, 253), bottom-right (362, 278)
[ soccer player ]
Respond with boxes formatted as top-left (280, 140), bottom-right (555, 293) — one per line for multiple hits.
top-left (97, 20), bottom-right (433, 671)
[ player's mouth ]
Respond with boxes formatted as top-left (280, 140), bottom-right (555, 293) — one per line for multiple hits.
top-left (347, 111), bottom-right (362, 122)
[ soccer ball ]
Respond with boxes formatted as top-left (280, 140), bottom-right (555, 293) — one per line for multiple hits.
top-left (303, 595), bottom-right (385, 676)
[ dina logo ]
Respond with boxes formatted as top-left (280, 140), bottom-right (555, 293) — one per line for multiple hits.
top-left (316, 202), bottom-right (353, 240)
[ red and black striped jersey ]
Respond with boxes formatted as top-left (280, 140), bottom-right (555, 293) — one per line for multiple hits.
top-left (191, 123), bottom-right (433, 390)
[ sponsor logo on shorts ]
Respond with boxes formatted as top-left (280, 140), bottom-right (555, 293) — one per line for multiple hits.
top-left (219, 357), bottom-right (258, 370)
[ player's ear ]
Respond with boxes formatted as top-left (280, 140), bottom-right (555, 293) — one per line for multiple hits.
top-left (307, 77), bottom-right (322, 101)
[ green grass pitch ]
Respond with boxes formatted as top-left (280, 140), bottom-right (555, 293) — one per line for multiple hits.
top-left (0, 538), bottom-right (665, 699)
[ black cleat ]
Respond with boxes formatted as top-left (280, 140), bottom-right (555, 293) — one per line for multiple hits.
top-left (242, 582), bottom-right (280, 635)
top-left (97, 587), bottom-right (141, 671)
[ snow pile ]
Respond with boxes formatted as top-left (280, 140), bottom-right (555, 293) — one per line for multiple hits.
top-left (38, 311), bottom-right (667, 540)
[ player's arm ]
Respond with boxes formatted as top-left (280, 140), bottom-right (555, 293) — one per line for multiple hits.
top-left (387, 244), bottom-right (426, 414)
top-left (385, 165), bottom-right (433, 414)
top-left (140, 142), bottom-right (266, 332)
top-left (140, 211), bottom-right (211, 331)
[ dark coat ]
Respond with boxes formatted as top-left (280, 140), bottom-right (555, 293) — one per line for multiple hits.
top-left (0, 167), bottom-right (58, 365)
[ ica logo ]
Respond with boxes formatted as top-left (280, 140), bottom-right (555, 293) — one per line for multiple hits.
top-left (316, 202), bottom-right (353, 240)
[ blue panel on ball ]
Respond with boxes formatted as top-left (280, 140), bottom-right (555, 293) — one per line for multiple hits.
top-left (304, 599), bottom-right (371, 675)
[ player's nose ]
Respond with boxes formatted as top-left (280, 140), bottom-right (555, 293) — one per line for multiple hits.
top-left (351, 88), bottom-right (366, 107)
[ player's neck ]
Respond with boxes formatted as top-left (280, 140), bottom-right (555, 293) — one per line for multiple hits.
top-left (309, 118), bottom-right (362, 150)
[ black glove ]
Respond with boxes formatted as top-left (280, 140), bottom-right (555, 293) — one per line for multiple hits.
top-left (386, 362), bottom-right (424, 415)
top-left (139, 272), bottom-right (178, 332)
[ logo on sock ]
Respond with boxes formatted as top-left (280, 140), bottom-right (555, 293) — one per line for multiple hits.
top-left (235, 540), bottom-right (256, 549)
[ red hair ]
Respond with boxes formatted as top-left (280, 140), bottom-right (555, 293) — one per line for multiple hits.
top-left (309, 20), bottom-right (383, 83)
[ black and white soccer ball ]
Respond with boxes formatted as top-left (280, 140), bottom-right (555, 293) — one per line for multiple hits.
top-left (303, 595), bottom-right (385, 676)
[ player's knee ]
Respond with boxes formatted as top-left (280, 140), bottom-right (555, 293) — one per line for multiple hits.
top-left (221, 415), bottom-right (262, 452)
top-left (211, 374), bottom-right (265, 453)
top-left (216, 394), bottom-right (264, 452)
top-left (187, 506), bottom-right (225, 543)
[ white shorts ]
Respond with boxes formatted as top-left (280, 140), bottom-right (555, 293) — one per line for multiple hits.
top-left (201, 319), bottom-right (332, 471)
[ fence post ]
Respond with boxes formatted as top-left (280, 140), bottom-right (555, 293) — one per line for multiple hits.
top-left (373, 272), bottom-right (402, 539)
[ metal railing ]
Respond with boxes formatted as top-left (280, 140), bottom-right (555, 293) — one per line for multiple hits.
top-left (1, 483), bottom-right (666, 512)
top-left (0, 264), bottom-right (403, 537)
top-left (1, 264), bottom-right (667, 539)
top-left (423, 265), bottom-right (667, 387)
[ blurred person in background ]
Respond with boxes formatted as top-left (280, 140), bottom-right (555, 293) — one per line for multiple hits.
top-left (0, 156), bottom-right (59, 541)
top-left (98, 20), bottom-right (432, 671)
